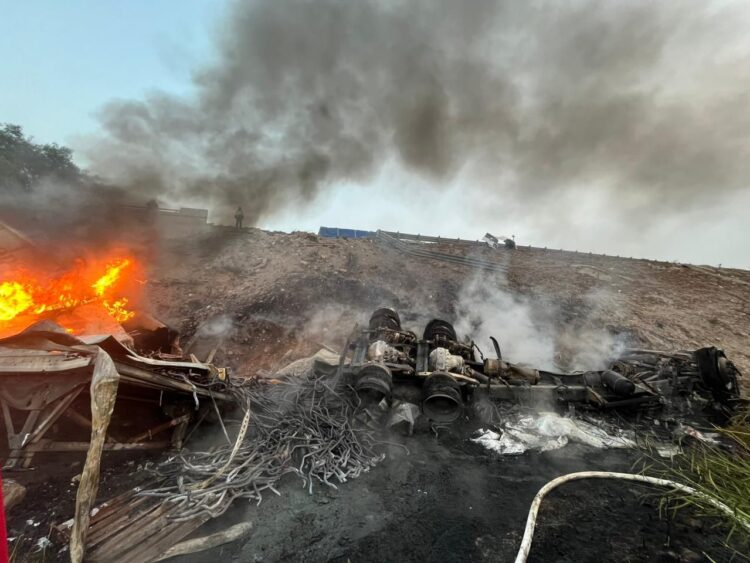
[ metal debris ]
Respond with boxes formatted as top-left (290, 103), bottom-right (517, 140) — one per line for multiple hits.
top-left (341, 308), bottom-right (743, 422)
top-left (0, 323), bottom-right (231, 470)
top-left (141, 370), bottom-right (385, 521)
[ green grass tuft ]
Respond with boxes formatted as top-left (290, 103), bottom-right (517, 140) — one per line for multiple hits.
top-left (645, 407), bottom-right (750, 545)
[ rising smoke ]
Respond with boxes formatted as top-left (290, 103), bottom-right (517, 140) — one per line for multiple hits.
top-left (454, 272), bottom-right (626, 371)
top-left (81, 0), bottom-right (750, 226)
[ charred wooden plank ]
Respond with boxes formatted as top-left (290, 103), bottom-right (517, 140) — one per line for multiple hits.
top-left (86, 497), bottom-right (158, 549)
top-left (118, 514), bottom-right (211, 563)
top-left (85, 503), bottom-right (172, 562)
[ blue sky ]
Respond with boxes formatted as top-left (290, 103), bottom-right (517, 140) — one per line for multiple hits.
top-left (1, 1), bottom-right (216, 147)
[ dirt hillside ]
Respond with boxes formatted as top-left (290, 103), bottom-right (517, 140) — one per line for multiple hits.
top-left (147, 228), bottom-right (749, 388)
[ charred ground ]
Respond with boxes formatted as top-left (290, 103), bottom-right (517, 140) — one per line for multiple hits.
top-left (7, 227), bottom-right (749, 562)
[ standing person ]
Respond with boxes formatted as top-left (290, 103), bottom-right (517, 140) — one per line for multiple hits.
top-left (234, 206), bottom-right (244, 229)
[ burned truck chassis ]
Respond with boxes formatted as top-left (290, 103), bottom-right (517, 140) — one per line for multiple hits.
top-left (340, 308), bottom-right (742, 423)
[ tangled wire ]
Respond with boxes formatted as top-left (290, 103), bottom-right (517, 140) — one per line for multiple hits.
top-left (141, 370), bottom-right (386, 521)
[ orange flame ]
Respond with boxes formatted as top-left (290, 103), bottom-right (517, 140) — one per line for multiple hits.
top-left (0, 282), bottom-right (34, 321)
top-left (0, 255), bottom-right (141, 327)
top-left (93, 258), bottom-right (132, 297)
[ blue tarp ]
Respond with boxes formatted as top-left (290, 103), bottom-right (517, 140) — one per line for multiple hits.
top-left (318, 227), bottom-right (375, 239)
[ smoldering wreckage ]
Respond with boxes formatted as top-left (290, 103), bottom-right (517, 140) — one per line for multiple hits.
top-left (0, 280), bottom-right (745, 562)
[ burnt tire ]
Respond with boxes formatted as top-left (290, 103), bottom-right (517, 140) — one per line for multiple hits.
top-left (422, 372), bottom-right (463, 422)
top-left (423, 319), bottom-right (457, 342)
top-left (369, 308), bottom-right (401, 331)
top-left (354, 363), bottom-right (393, 405)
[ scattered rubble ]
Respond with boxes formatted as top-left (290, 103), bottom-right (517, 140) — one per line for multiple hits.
top-left (2, 227), bottom-right (749, 561)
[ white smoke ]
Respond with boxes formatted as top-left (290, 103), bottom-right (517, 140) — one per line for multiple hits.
top-left (454, 273), bottom-right (557, 369)
top-left (194, 314), bottom-right (235, 339)
top-left (559, 287), bottom-right (628, 371)
top-left (454, 272), bottom-right (626, 371)
top-left (302, 303), bottom-right (365, 346)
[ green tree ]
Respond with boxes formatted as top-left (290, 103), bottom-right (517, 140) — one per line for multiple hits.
top-left (0, 123), bottom-right (82, 191)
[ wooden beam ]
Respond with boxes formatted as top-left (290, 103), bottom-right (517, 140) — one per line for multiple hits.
top-left (115, 363), bottom-right (232, 401)
top-left (126, 414), bottom-right (191, 444)
top-left (155, 522), bottom-right (253, 561)
top-left (1, 399), bottom-right (15, 441)
top-left (63, 408), bottom-right (93, 430)
top-left (171, 416), bottom-right (190, 450)
top-left (3, 408), bottom-right (41, 469)
top-left (24, 440), bottom-right (170, 452)
top-left (27, 386), bottom-right (84, 445)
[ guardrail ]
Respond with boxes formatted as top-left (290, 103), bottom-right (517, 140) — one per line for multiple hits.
top-left (376, 230), bottom-right (508, 273)
top-left (380, 230), bottom-right (487, 246)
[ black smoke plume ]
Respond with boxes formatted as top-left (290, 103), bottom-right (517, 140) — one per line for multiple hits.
top-left (75, 0), bottom-right (750, 225)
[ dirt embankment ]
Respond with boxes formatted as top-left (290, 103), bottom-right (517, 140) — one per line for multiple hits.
top-left (505, 245), bottom-right (750, 382)
top-left (147, 229), bottom-right (749, 388)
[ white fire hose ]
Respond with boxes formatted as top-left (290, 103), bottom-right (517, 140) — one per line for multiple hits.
top-left (515, 471), bottom-right (749, 563)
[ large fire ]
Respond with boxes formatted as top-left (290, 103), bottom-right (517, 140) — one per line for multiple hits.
top-left (0, 255), bottom-right (142, 329)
